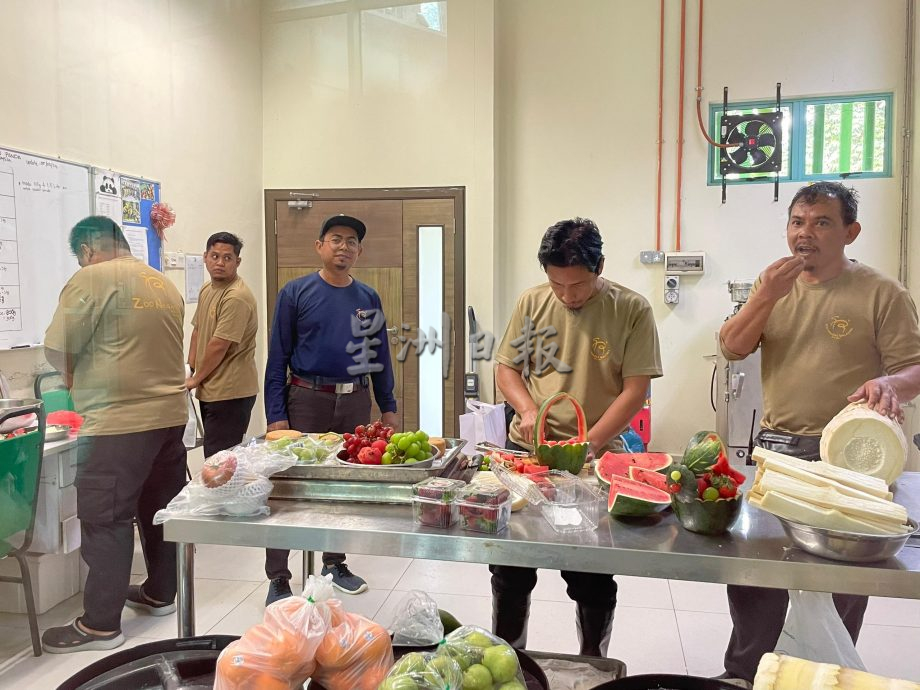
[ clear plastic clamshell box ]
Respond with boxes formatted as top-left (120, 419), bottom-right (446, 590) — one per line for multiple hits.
top-left (411, 477), bottom-right (466, 528)
top-left (455, 482), bottom-right (512, 533)
top-left (492, 463), bottom-right (604, 533)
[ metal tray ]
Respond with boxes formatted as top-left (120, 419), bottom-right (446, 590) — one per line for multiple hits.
top-left (272, 438), bottom-right (467, 484)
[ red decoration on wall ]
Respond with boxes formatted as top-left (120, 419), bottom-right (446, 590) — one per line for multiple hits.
top-left (150, 202), bottom-right (176, 241)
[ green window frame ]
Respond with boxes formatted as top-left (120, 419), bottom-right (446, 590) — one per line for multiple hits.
top-left (707, 92), bottom-right (893, 185)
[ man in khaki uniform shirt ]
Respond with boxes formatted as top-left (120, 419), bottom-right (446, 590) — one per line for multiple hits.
top-left (717, 182), bottom-right (920, 682)
top-left (493, 217), bottom-right (662, 658)
top-left (187, 232), bottom-right (258, 457)
top-left (41, 217), bottom-right (187, 653)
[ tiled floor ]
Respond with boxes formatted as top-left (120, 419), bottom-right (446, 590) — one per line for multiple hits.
top-left (1, 543), bottom-right (919, 688)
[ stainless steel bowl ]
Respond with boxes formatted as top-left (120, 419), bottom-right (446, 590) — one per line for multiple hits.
top-left (777, 516), bottom-right (919, 562)
top-left (44, 424), bottom-right (72, 442)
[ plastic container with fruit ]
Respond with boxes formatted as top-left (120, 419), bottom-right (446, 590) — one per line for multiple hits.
top-left (412, 477), bottom-right (466, 528)
top-left (455, 484), bottom-right (511, 534)
top-left (492, 463), bottom-right (603, 533)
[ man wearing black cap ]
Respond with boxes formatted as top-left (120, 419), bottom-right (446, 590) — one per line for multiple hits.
top-left (262, 214), bottom-right (398, 603)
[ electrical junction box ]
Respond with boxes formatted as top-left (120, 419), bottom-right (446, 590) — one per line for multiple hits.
top-left (665, 251), bottom-right (706, 274)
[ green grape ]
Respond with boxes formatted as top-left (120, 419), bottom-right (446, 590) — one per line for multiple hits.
top-left (406, 442), bottom-right (420, 458)
top-left (397, 436), bottom-right (411, 451)
top-left (420, 440), bottom-right (431, 453)
top-left (702, 486), bottom-right (719, 501)
top-left (386, 443), bottom-right (396, 454)
top-left (381, 452), bottom-right (393, 465)
top-left (417, 431), bottom-right (429, 442)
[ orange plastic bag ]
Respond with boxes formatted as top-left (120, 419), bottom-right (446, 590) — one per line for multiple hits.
top-left (214, 575), bottom-right (335, 690)
top-left (311, 600), bottom-right (395, 690)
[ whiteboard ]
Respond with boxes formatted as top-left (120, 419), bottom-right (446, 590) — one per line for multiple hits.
top-left (0, 147), bottom-right (89, 349)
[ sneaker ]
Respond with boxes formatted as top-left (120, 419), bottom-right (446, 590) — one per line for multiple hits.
top-left (124, 585), bottom-right (176, 616)
top-left (42, 618), bottom-right (125, 654)
top-left (265, 577), bottom-right (293, 606)
top-left (321, 563), bottom-right (368, 595)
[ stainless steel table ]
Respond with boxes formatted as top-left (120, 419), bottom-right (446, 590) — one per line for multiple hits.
top-left (163, 473), bottom-right (920, 637)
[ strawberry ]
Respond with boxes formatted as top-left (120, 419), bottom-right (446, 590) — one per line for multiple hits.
top-left (719, 484), bottom-right (737, 499)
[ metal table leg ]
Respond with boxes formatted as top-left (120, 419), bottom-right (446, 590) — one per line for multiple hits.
top-left (177, 542), bottom-right (195, 637)
top-left (301, 550), bottom-right (315, 587)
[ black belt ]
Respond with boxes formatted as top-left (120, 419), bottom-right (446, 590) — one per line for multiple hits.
top-left (290, 374), bottom-right (368, 394)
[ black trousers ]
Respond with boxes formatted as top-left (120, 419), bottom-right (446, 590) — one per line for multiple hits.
top-left (199, 395), bottom-right (256, 458)
top-left (490, 439), bottom-right (617, 610)
top-left (723, 429), bottom-right (869, 681)
top-left (76, 426), bottom-right (187, 631)
top-left (265, 384), bottom-right (371, 580)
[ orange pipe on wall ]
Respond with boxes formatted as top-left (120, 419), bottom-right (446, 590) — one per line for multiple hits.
top-left (696, 0), bottom-right (729, 148)
top-left (675, 0), bottom-right (687, 252)
top-left (656, 0), bottom-right (665, 252)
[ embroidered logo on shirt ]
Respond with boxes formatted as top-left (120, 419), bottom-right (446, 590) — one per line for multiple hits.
top-left (825, 316), bottom-right (853, 340)
top-left (355, 308), bottom-right (370, 321)
top-left (591, 337), bottom-right (610, 360)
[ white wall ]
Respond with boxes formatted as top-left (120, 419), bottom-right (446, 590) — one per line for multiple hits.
top-left (0, 0), bottom-right (264, 469)
top-left (261, 0), bottom-right (498, 397)
top-left (495, 0), bottom-right (914, 455)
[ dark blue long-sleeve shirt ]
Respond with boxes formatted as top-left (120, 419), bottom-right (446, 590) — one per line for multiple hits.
top-left (264, 272), bottom-right (397, 424)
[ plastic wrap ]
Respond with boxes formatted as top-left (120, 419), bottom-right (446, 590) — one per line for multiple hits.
top-left (389, 590), bottom-right (444, 646)
top-left (153, 442), bottom-right (296, 523)
top-left (311, 599), bottom-right (394, 690)
top-left (436, 625), bottom-right (527, 689)
top-left (214, 575), bottom-right (335, 689)
top-left (377, 650), bottom-right (463, 690)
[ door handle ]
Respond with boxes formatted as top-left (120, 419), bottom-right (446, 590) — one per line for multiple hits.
top-left (387, 326), bottom-right (398, 335)
top-left (731, 372), bottom-right (745, 399)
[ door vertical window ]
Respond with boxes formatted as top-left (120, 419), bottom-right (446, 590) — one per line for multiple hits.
top-left (417, 225), bottom-right (443, 435)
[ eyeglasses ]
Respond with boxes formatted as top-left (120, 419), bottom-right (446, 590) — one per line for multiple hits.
top-left (323, 235), bottom-right (360, 250)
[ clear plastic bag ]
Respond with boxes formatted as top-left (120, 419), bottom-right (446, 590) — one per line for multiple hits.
top-left (214, 574), bottom-right (335, 689)
top-left (436, 625), bottom-right (527, 689)
top-left (388, 590), bottom-right (445, 646)
top-left (775, 590), bottom-right (866, 670)
top-left (312, 599), bottom-right (395, 690)
top-left (378, 650), bottom-right (462, 690)
top-left (153, 443), bottom-right (296, 523)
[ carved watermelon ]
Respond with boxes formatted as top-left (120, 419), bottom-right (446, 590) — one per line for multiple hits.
top-left (607, 476), bottom-right (672, 517)
top-left (595, 452), bottom-right (673, 487)
top-left (682, 431), bottom-right (726, 476)
top-left (533, 393), bottom-right (590, 475)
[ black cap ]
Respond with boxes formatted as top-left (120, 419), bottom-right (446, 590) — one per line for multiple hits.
top-left (320, 214), bottom-right (366, 242)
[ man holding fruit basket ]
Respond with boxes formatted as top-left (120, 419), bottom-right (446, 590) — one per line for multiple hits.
top-left (263, 214), bottom-right (398, 603)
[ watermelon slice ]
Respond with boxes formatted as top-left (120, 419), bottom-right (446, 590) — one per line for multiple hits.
top-left (595, 452), bottom-right (673, 487)
top-left (627, 465), bottom-right (670, 492)
top-left (607, 476), bottom-right (672, 517)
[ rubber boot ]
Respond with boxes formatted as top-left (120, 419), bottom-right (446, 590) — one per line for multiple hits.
top-left (492, 592), bottom-right (531, 649)
top-left (575, 603), bottom-right (613, 657)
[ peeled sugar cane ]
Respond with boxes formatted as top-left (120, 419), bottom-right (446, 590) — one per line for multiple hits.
top-left (821, 402), bottom-right (908, 486)
top-left (754, 653), bottom-right (920, 690)
top-left (748, 447), bottom-right (911, 535)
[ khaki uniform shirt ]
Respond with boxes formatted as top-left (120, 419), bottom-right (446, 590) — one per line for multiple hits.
top-left (191, 277), bottom-right (258, 402)
top-left (495, 279), bottom-right (663, 452)
top-left (721, 261), bottom-right (920, 435)
top-left (44, 256), bottom-right (186, 436)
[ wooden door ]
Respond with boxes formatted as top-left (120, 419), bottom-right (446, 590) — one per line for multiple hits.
top-left (266, 189), bottom-right (464, 436)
